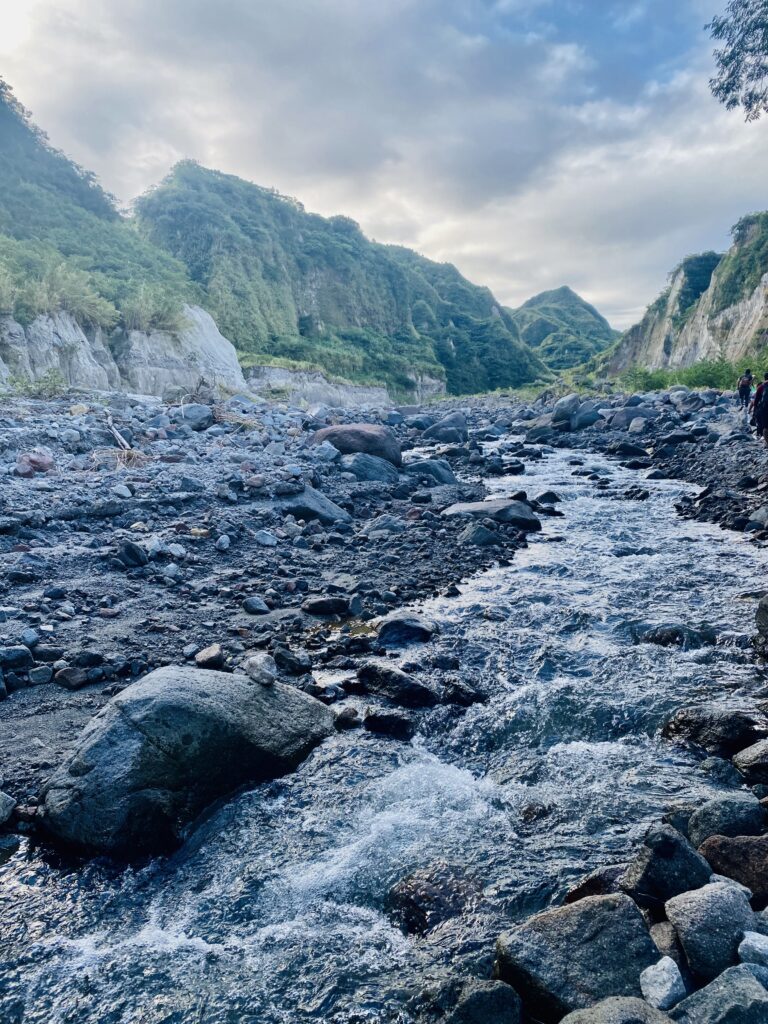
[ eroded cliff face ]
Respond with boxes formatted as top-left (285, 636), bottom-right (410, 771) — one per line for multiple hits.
top-left (608, 218), bottom-right (768, 373)
top-left (0, 304), bottom-right (246, 395)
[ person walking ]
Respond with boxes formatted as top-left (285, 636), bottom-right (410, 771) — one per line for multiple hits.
top-left (737, 369), bottom-right (754, 413)
top-left (751, 372), bottom-right (768, 447)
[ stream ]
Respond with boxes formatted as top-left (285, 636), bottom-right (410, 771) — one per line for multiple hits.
top-left (1, 443), bottom-right (766, 1023)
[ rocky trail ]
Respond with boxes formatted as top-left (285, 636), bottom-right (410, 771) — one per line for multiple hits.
top-left (2, 383), bottom-right (768, 1023)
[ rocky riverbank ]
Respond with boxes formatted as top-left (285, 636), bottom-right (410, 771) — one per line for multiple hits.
top-left (3, 380), bottom-right (768, 1023)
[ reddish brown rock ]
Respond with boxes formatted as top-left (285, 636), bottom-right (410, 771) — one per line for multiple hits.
top-left (308, 424), bottom-right (402, 466)
top-left (698, 833), bottom-right (768, 898)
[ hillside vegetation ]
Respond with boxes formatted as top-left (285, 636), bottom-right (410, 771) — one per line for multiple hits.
top-left (508, 285), bottom-right (618, 370)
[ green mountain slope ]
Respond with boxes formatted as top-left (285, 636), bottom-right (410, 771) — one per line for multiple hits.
top-left (135, 161), bottom-right (550, 394)
top-left (508, 285), bottom-right (618, 370)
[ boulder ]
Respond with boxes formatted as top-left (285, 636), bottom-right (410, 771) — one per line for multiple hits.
top-left (446, 980), bottom-right (521, 1024)
top-left (571, 407), bottom-right (604, 431)
top-left (355, 661), bottom-right (439, 707)
top-left (619, 824), bottom-right (711, 909)
top-left (699, 834), bottom-right (768, 900)
top-left (669, 966), bottom-right (768, 1024)
top-left (388, 861), bottom-right (479, 935)
top-left (442, 499), bottom-right (542, 532)
top-left (458, 523), bottom-right (502, 547)
top-left (495, 894), bottom-right (657, 1022)
top-left (338, 452), bottom-right (400, 484)
top-left (734, 739), bottom-right (768, 785)
top-left (169, 403), bottom-right (213, 431)
top-left (363, 708), bottom-right (415, 740)
top-left (552, 394), bottom-right (581, 424)
top-left (403, 459), bottom-right (458, 486)
top-left (423, 412), bottom-right (469, 443)
top-left (560, 998), bottom-right (670, 1024)
top-left (640, 957), bottom-right (686, 1011)
top-left (740, 931), bottom-right (768, 968)
top-left (377, 612), bottom-right (438, 646)
top-left (40, 665), bottom-right (334, 856)
top-left (687, 793), bottom-right (765, 848)
top-left (308, 424), bottom-right (402, 466)
top-left (278, 484), bottom-right (352, 525)
top-left (665, 883), bottom-right (755, 981)
top-left (661, 705), bottom-right (768, 758)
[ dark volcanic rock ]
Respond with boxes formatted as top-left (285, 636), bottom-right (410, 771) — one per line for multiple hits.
top-left (355, 661), bottom-right (439, 707)
top-left (377, 612), bottom-right (438, 646)
top-left (388, 861), bottom-right (479, 935)
top-left (446, 980), bottom-right (522, 1024)
top-left (442, 499), bottom-right (542, 532)
top-left (619, 823), bottom-right (711, 909)
top-left (339, 452), bottom-right (400, 483)
top-left (278, 484), bottom-right (352, 525)
top-left (699, 834), bottom-right (768, 900)
top-left (687, 793), bottom-right (765, 848)
top-left (308, 424), bottom-right (402, 466)
top-left (661, 704), bottom-right (768, 758)
top-left (40, 665), bottom-right (334, 856)
top-left (495, 894), bottom-right (657, 1022)
top-left (362, 708), bottom-right (415, 740)
top-left (560, 998), bottom-right (670, 1024)
top-left (734, 739), bottom-right (768, 784)
top-left (669, 965), bottom-right (768, 1024)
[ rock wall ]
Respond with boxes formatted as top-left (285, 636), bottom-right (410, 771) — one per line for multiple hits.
top-left (246, 365), bottom-right (392, 408)
top-left (0, 304), bottom-right (246, 396)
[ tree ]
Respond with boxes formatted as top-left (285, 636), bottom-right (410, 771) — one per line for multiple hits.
top-left (708, 0), bottom-right (768, 120)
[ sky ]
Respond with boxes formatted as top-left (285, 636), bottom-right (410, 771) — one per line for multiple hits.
top-left (1, 0), bottom-right (766, 329)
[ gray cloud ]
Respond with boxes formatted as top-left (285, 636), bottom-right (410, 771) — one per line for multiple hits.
top-left (2, 0), bottom-right (767, 327)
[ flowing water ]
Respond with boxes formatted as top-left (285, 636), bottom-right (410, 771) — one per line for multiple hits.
top-left (2, 444), bottom-right (767, 1023)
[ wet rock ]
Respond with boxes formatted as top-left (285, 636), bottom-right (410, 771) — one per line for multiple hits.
top-left (442, 499), bottom-right (542, 532)
top-left (665, 882), bottom-right (754, 981)
top-left (388, 861), bottom-right (479, 935)
top-left (302, 595), bottom-right (350, 617)
top-left (339, 452), bottom-right (400, 484)
top-left (699, 834), bottom-right (768, 900)
top-left (0, 790), bottom-right (16, 826)
top-left (734, 739), bottom-right (768, 784)
top-left (403, 459), bottom-right (458, 486)
top-left (564, 864), bottom-right (625, 904)
top-left (446, 979), bottom-right (521, 1024)
top-left (355, 661), bottom-right (439, 707)
top-left (40, 665), bottom-right (334, 855)
top-left (669, 965), bottom-right (768, 1024)
top-left (334, 706), bottom-right (360, 730)
top-left (687, 793), bottom-right (765, 848)
top-left (242, 596), bottom-right (270, 615)
top-left (661, 705), bottom-right (768, 758)
top-left (363, 707), bottom-right (415, 740)
top-left (308, 424), bottom-right (402, 466)
top-left (377, 612), bottom-right (438, 646)
top-left (495, 894), bottom-right (657, 1022)
top-left (560, 997), bottom-right (670, 1024)
top-left (619, 823), bottom-right (711, 909)
top-left (640, 957), bottom-right (686, 1011)
top-left (636, 623), bottom-right (717, 649)
top-left (458, 523), bottom-right (502, 547)
top-left (272, 646), bottom-right (312, 675)
top-left (117, 540), bottom-right (149, 568)
top-left (0, 646), bottom-right (33, 671)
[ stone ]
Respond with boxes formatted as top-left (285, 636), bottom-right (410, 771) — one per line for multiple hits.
top-left (734, 739), bottom-right (768, 785)
top-left (495, 894), bottom-right (657, 1022)
top-left (423, 411), bottom-right (469, 443)
top-left (302, 596), bottom-right (350, 617)
top-left (446, 979), bottom-right (521, 1024)
top-left (278, 485), bottom-right (352, 525)
top-left (665, 882), bottom-right (755, 981)
top-left (619, 823), bottom-right (712, 908)
top-left (442, 499), bottom-right (542, 532)
top-left (699, 834), bottom-right (768, 900)
top-left (40, 665), bottom-right (334, 855)
top-left (54, 667), bottom-right (88, 690)
top-left (388, 861), bottom-right (479, 935)
top-left (170, 403), bottom-right (214, 431)
top-left (740, 931), bottom-right (768, 967)
top-left (669, 966), bottom-right (768, 1024)
top-left (0, 646), bottom-right (33, 671)
top-left (687, 793), bottom-right (765, 848)
top-left (552, 394), bottom-right (581, 423)
top-left (377, 612), bottom-right (438, 646)
top-left (118, 540), bottom-right (149, 568)
top-left (195, 643), bottom-right (225, 669)
top-left (253, 530), bottom-right (278, 547)
top-left (560, 997), bottom-right (670, 1024)
top-left (308, 424), bottom-right (402, 466)
top-left (458, 523), bottom-right (502, 546)
top-left (355, 661), bottom-right (439, 707)
top-left (640, 957), bottom-right (686, 1011)
top-left (363, 708), bottom-right (415, 740)
top-left (402, 459), bottom-right (458, 486)
top-left (242, 653), bottom-right (277, 687)
top-left (0, 790), bottom-right (16, 826)
top-left (661, 705), bottom-right (768, 758)
top-left (339, 452), bottom-right (400, 483)
top-left (242, 596), bottom-right (270, 615)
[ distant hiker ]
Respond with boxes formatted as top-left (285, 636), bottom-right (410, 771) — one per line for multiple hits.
top-left (751, 372), bottom-right (768, 446)
top-left (738, 369), bottom-right (754, 411)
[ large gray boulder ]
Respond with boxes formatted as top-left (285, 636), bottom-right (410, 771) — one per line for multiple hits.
top-left (619, 823), bottom-right (711, 909)
top-left (403, 458), bottom-right (458, 486)
top-left (560, 998), bottom-right (671, 1024)
top-left (665, 883), bottom-right (755, 981)
top-left (734, 739), bottom-right (768, 785)
top-left (308, 424), bottom-right (402, 466)
top-left (552, 394), bottom-right (581, 424)
top-left (495, 894), bottom-right (657, 1022)
top-left (669, 965), bottom-right (768, 1024)
top-left (41, 665), bottom-right (334, 856)
top-left (687, 793), bottom-right (765, 848)
top-left (278, 484), bottom-right (352, 525)
top-left (661, 705), bottom-right (768, 758)
top-left (423, 411), bottom-right (469, 443)
top-left (442, 499), bottom-right (542, 532)
top-left (339, 452), bottom-right (400, 483)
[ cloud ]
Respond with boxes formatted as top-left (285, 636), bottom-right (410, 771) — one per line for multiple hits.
top-left (1, 0), bottom-right (767, 329)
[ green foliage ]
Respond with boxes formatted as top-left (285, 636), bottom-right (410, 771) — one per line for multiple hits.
top-left (708, 0), bottom-right (768, 121)
top-left (120, 283), bottom-right (187, 333)
top-left (8, 368), bottom-right (67, 398)
top-left (619, 357), bottom-right (753, 393)
top-left (508, 286), bottom-right (617, 371)
top-left (672, 252), bottom-right (723, 328)
top-left (710, 213), bottom-right (768, 314)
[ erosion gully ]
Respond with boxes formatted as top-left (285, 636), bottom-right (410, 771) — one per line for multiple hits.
top-left (1, 440), bottom-right (766, 1024)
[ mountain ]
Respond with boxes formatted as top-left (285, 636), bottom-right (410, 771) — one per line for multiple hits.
top-left (508, 285), bottom-right (618, 371)
top-left (0, 78), bottom-right (550, 397)
top-left (607, 217), bottom-right (768, 373)
top-left (135, 161), bottom-right (549, 395)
